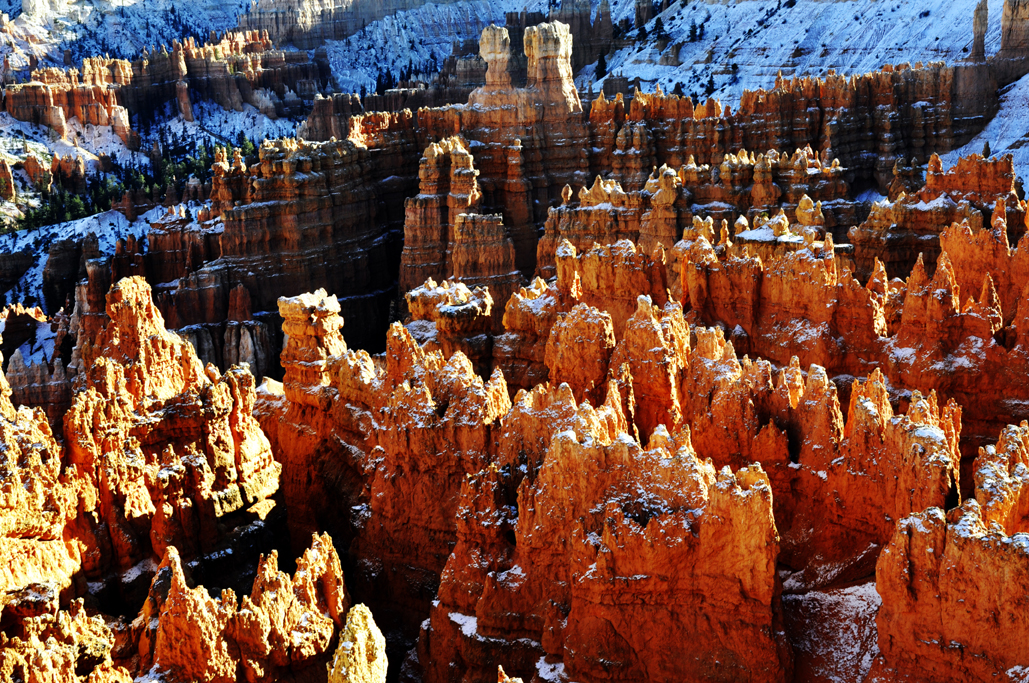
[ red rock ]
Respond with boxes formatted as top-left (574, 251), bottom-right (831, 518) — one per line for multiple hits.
top-left (0, 600), bottom-right (132, 683)
top-left (62, 277), bottom-right (281, 595)
top-left (872, 498), bottom-right (1029, 682)
top-left (422, 401), bottom-right (791, 683)
top-left (405, 279), bottom-right (494, 377)
top-left (851, 153), bottom-right (1025, 279)
top-left (5, 31), bottom-right (329, 148)
top-left (138, 532), bottom-right (348, 682)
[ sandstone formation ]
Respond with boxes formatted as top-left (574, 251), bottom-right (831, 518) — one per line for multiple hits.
top-left (8, 12), bottom-right (1029, 683)
top-left (5, 31), bottom-right (331, 148)
top-left (672, 219), bottom-right (1029, 460)
top-left (850, 153), bottom-right (1024, 279)
top-left (327, 604), bottom-right (388, 683)
top-left (149, 133), bottom-right (412, 360)
top-left (871, 422), bottom-right (1029, 681)
top-left (133, 533), bottom-right (347, 683)
top-left (258, 288), bottom-right (512, 664)
top-left (64, 276), bottom-right (282, 603)
top-left (0, 600), bottom-right (132, 683)
top-left (422, 420), bottom-right (792, 683)
top-left (537, 148), bottom-right (850, 277)
top-left (405, 279), bottom-right (494, 377)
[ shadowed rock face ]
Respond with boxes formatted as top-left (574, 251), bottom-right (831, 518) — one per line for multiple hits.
top-left (9, 8), bottom-right (1029, 683)
top-left (5, 31), bottom-right (331, 149)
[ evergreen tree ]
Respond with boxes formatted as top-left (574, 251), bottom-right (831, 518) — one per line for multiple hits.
top-left (983, 141), bottom-right (992, 158)
top-left (597, 53), bottom-right (607, 77)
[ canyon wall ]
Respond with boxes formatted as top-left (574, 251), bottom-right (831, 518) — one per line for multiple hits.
top-left (850, 153), bottom-right (1024, 279)
top-left (4, 30), bottom-right (331, 147)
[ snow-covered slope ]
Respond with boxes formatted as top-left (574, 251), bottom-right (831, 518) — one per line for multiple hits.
top-left (158, 100), bottom-right (301, 147)
top-left (586, 0), bottom-right (1003, 107)
top-left (3, 0), bottom-right (250, 65)
top-left (942, 71), bottom-right (1029, 173)
top-left (0, 206), bottom-right (165, 312)
top-left (325, 0), bottom-right (549, 93)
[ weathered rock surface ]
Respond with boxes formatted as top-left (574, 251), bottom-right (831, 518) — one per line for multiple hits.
top-left (63, 276), bottom-right (281, 602)
top-left (133, 533), bottom-right (347, 683)
top-left (327, 604), bottom-right (388, 683)
top-left (850, 153), bottom-right (1024, 279)
top-left (421, 403), bottom-right (792, 683)
top-left (0, 600), bottom-right (132, 683)
top-left (5, 31), bottom-right (331, 147)
top-left (674, 220), bottom-right (1029, 461)
top-left (872, 497), bottom-right (1029, 682)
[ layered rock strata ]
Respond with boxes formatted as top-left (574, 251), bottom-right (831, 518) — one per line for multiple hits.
top-left (870, 421), bottom-right (1029, 682)
top-left (421, 418), bottom-right (792, 683)
top-left (5, 31), bottom-right (330, 147)
top-left (151, 133), bottom-right (412, 357)
top-left (537, 148), bottom-right (850, 277)
top-left (259, 289), bottom-right (512, 661)
top-left (673, 218), bottom-right (1029, 460)
top-left (850, 153), bottom-right (1025, 279)
top-left (63, 276), bottom-right (282, 603)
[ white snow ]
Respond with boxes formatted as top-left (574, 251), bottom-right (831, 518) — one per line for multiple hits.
top-left (941, 71), bottom-right (1029, 177)
top-left (0, 205), bottom-right (166, 313)
top-left (586, 0), bottom-right (1004, 111)
top-left (4, 0), bottom-right (251, 67)
top-left (783, 581), bottom-right (881, 683)
top-left (159, 100), bottom-right (300, 147)
top-left (325, 0), bottom-right (549, 94)
top-left (447, 610), bottom-right (478, 638)
top-left (535, 656), bottom-right (567, 683)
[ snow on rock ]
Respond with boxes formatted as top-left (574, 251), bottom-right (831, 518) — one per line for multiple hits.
top-left (5, 0), bottom-right (251, 66)
top-left (159, 100), bottom-right (301, 146)
top-left (941, 70), bottom-right (1029, 176)
top-left (325, 0), bottom-right (548, 94)
top-left (0, 205), bottom-right (166, 312)
top-left (587, 0), bottom-right (1004, 109)
top-left (783, 581), bottom-right (881, 683)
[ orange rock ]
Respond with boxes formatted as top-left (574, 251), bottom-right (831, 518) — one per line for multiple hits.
top-left (5, 31), bottom-right (329, 148)
top-left (422, 397), bottom-right (791, 683)
top-left (941, 202), bottom-right (1029, 327)
top-left (405, 279), bottom-right (494, 377)
top-left (872, 500), bottom-right (1029, 682)
top-left (62, 277), bottom-right (280, 598)
top-left (139, 533), bottom-right (347, 683)
top-left (543, 302), bottom-right (616, 405)
top-left (0, 599), bottom-right (132, 683)
top-left (399, 137), bottom-right (483, 294)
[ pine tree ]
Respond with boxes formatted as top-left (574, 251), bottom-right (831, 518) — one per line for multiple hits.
top-left (983, 141), bottom-right (992, 158)
top-left (597, 53), bottom-right (607, 77)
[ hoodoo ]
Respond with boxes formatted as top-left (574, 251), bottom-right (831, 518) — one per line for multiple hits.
top-left (4, 2), bottom-right (1029, 682)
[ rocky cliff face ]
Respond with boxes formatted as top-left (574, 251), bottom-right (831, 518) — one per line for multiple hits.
top-left (264, 224), bottom-right (979, 681)
top-left (851, 153), bottom-right (1024, 279)
top-left (422, 422), bottom-right (791, 683)
top-left (7, 12), bottom-right (1029, 683)
top-left (149, 132), bottom-right (413, 361)
top-left (63, 276), bottom-right (283, 605)
top-left (870, 422), bottom-right (1029, 682)
top-left (674, 217), bottom-right (1029, 464)
top-left (585, 62), bottom-right (995, 194)
top-left (5, 31), bottom-right (331, 147)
